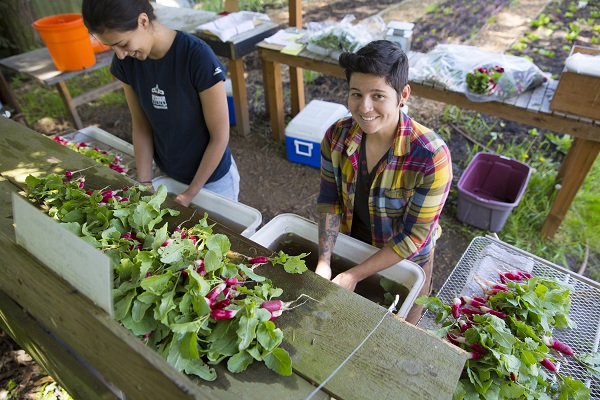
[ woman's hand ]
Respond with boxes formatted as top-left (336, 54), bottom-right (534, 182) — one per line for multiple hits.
top-left (332, 271), bottom-right (359, 292)
top-left (174, 191), bottom-right (194, 207)
top-left (315, 259), bottom-right (332, 280)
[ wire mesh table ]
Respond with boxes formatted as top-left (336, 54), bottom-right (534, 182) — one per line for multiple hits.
top-left (418, 235), bottom-right (600, 398)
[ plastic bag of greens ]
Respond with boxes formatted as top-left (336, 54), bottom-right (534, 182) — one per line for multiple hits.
top-left (409, 44), bottom-right (547, 101)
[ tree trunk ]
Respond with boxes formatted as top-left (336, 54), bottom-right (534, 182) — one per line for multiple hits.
top-left (0, 0), bottom-right (39, 57)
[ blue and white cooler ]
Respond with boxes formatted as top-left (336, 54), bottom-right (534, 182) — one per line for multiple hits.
top-left (285, 100), bottom-right (349, 168)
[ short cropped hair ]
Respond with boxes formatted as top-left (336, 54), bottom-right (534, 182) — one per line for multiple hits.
top-left (338, 40), bottom-right (409, 96)
top-left (82, 0), bottom-right (156, 34)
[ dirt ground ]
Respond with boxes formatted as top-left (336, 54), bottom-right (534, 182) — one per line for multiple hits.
top-left (3, 0), bottom-right (595, 397)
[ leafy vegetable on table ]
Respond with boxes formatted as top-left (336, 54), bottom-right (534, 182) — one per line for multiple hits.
top-left (416, 269), bottom-right (594, 399)
top-left (25, 173), bottom-right (310, 380)
top-left (52, 135), bottom-right (128, 174)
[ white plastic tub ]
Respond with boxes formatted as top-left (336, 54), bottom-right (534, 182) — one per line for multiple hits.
top-left (152, 176), bottom-right (262, 238)
top-left (250, 213), bottom-right (425, 318)
top-left (74, 126), bottom-right (135, 156)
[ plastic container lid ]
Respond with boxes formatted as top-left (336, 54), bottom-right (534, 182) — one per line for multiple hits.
top-left (285, 100), bottom-right (348, 142)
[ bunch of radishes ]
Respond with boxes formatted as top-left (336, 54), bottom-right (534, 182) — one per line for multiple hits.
top-left (52, 135), bottom-right (128, 175)
top-left (417, 268), bottom-right (592, 399)
top-left (26, 173), bottom-right (309, 381)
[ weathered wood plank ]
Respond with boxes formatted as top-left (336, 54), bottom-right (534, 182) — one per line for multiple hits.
top-left (0, 290), bottom-right (119, 400)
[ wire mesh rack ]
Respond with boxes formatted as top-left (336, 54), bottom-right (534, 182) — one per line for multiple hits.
top-left (418, 236), bottom-right (600, 398)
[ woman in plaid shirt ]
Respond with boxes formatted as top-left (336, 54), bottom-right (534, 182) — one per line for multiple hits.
top-left (316, 40), bottom-right (452, 324)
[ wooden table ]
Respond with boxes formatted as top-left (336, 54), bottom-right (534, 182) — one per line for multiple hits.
top-left (0, 117), bottom-right (466, 399)
top-left (257, 42), bottom-right (600, 239)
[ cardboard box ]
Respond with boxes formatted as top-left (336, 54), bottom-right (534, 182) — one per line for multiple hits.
top-left (550, 45), bottom-right (600, 120)
top-left (285, 100), bottom-right (348, 168)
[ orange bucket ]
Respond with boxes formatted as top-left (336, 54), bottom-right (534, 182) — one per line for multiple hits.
top-left (32, 14), bottom-right (96, 72)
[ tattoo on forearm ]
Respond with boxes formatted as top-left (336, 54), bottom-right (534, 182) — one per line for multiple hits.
top-left (318, 214), bottom-right (341, 260)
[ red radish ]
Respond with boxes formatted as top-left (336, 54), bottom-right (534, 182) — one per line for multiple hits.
top-left (122, 232), bottom-right (132, 239)
top-left (470, 343), bottom-right (487, 354)
top-left (540, 358), bottom-right (556, 372)
top-left (479, 306), bottom-right (506, 319)
top-left (460, 307), bottom-right (486, 316)
top-left (65, 171), bottom-right (73, 178)
top-left (458, 320), bottom-right (472, 332)
top-left (211, 299), bottom-right (231, 310)
top-left (210, 309), bottom-right (238, 320)
top-left (510, 372), bottom-right (518, 382)
top-left (225, 277), bottom-right (240, 286)
top-left (248, 256), bottom-right (269, 264)
top-left (452, 297), bottom-right (462, 319)
top-left (194, 259), bottom-right (207, 276)
top-left (161, 239), bottom-right (173, 247)
top-left (260, 300), bottom-right (285, 312)
top-left (542, 336), bottom-right (574, 356)
top-left (467, 351), bottom-right (484, 360)
top-left (206, 283), bottom-right (227, 306)
top-left (269, 309), bottom-right (283, 321)
top-left (462, 295), bottom-right (486, 308)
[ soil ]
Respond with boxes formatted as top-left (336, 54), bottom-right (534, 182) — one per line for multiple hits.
top-left (2, 0), bottom-right (599, 397)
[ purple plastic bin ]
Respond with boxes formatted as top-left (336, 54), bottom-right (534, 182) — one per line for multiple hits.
top-left (456, 153), bottom-right (532, 232)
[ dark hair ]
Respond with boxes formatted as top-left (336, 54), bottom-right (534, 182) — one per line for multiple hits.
top-left (82, 0), bottom-right (156, 34)
top-left (339, 40), bottom-right (409, 95)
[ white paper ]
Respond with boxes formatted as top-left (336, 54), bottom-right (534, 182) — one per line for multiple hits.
top-left (12, 193), bottom-right (114, 317)
top-left (196, 11), bottom-right (270, 42)
top-left (264, 29), bottom-right (304, 46)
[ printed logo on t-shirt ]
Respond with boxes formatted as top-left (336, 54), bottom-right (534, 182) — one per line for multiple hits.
top-left (213, 67), bottom-right (222, 76)
top-left (151, 84), bottom-right (167, 110)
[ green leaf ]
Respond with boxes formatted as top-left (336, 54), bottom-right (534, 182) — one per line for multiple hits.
top-left (147, 185), bottom-right (168, 210)
top-left (499, 381), bottom-right (525, 398)
top-left (227, 350), bottom-right (254, 373)
top-left (114, 290), bottom-right (136, 321)
top-left (206, 234), bottom-right (231, 257)
top-left (204, 250), bottom-right (222, 272)
top-left (180, 332), bottom-right (199, 360)
top-left (132, 299), bottom-right (152, 323)
top-left (257, 321), bottom-right (283, 352)
top-left (263, 348), bottom-right (292, 376)
top-left (59, 221), bottom-right (81, 235)
top-left (156, 290), bottom-right (176, 325)
top-left (282, 255), bottom-right (308, 274)
top-left (415, 295), bottom-right (451, 323)
top-left (159, 240), bottom-right (188, 264)
top-left (237, 264), bottom-right (267, 282)
top-left (184, 359), bottom-right (217, 381)
top-left (120, 311), bottom-right (157, 336)
top-left (237, 313), bottom-right (259, 350)
top-left (171, 316), bottom-right (209, 334)
top-left (141, 272), bottom-right (173, 295)
top-left (575, 352), bottom-right (600, 380)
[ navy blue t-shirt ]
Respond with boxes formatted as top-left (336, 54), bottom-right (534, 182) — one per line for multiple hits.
top-left (111, 30), bottom-right (231, 184)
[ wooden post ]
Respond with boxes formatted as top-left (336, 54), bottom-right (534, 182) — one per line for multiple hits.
top-left (228, 58), bottom-right (250, 136)
top-left (262, 56), bottom-right (284, 140)
top-left (541, 138), bottom-right (600, 238)
top-left (56, 81), bottom-right (84, 129)
top-left (288, 0), bottom-right (302, 29)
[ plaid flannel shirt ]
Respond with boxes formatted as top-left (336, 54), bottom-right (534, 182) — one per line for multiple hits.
top-left (317, 114), bottom-right (452, 267)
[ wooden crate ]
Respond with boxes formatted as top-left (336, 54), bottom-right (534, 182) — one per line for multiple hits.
top-left (550, 45), bottom-right (600, 120)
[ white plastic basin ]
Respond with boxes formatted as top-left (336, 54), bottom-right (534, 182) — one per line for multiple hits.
top-left (152, 176), bottom-right (262, 238)
top-left (250, 213), bottom-right (425, 318)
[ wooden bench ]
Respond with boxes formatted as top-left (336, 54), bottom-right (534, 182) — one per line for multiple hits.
top-left (256, 41), bottom-right (600, 239)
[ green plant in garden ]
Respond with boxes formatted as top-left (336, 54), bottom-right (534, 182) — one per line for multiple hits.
top-left (530, 13), bottom-right (551, 28)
